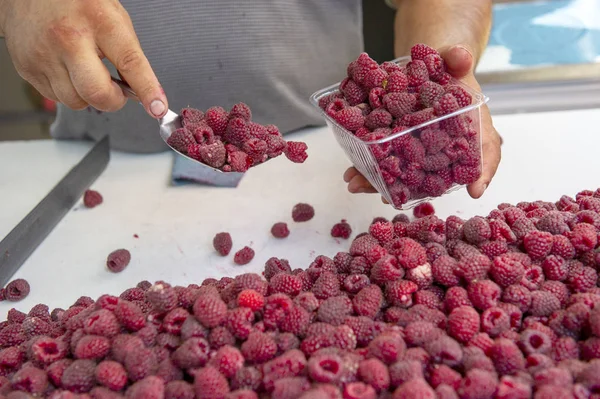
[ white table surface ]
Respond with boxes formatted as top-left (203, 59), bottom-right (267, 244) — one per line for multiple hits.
top-left (1, 108), bottom-right (600, 313)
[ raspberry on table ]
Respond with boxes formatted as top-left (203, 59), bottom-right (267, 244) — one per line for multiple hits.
top-left (4, 279), bottom-right (30, 302)
top-left (83, 189), bottom-right (103, 208)
top-left (353, 284), bottom-right (383, 318)
top-left (292, 203), bottom-right (315, 222)
top-left (106, 249), bottom-right (131, 273)
top-left (331, 220), bottom-right (352, 239)
top-left (213, 232), bottom-right (233, 256)
top-left (271, 222), bottom-right (290, 239)
top-left (234, 247), bottom-right (255, 265)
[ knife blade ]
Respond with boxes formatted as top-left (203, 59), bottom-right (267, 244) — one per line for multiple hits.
top-left (0, 136), bottom-right (110, 287)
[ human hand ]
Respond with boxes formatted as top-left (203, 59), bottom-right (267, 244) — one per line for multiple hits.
top-left (0, 0), bottom-right (168, 117)
top-left (344, 45), bottom-right (502, 202)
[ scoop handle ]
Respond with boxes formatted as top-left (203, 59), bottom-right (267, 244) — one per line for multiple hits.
top-left (111, 77), bottom-right (140, 103)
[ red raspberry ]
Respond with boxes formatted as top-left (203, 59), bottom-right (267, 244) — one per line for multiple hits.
top-left (353, 285), bottom-right (383, 318)
top-left (368, 87), bottom-right (386, 110)
top-left (519, 329), bottom-right (552, 357)
top-left (468, 280), bottom-right (501, 311)
top-left (403, 321), bottom-right (442, 346)
top-left (405, 263), bottom-right (433, 289)
top-left (203, 106), bottom-right (228, 135)
top-left (530, 290), bottom-right (561, 317)
top-left (393, 378), bottom-right (436, 399)
top-left (421, 128), bottom-right (450, 155)
top-left (368, 331), bottom-right (406, 365)
top-left (317, 296), bottom-right (352, 326)
top-left (386, 280), bottom-right (418, 308)
top-left (332, 106), bottom-right (365, 132)
top-left (349, 234), bottom-right (379, 257)
top-left (74, 335), bottom-right (110, 360)
top-left (29, 336), bottom-right (66, 365)
top-left (343, 382), bottom-right (376, 399)
top-left (228, 102), bottom-right (252, 121)
top-left (523, 231), bottom-right (554, 259)
top-left (511, 217), bottom-right (537, 240)
top-left (225, 117), bottom-right (251, 146)
top-left (282, 141), bottom-right (308, 164)
top-left (536, 211), bottom-right (570, 235)
top-left (364, 67), bottom-right (388, 90)
top-left (330, 220), bottom-right (352, 240)
top-left (490, 219), bottom-right (517, 242)
top-left (271, 376), bottom-right (311, 399)
top-left (262, 349), bottom-right (307, 390)
top-left (113, 300), bottom-right (145, 332)
top-left (419, 81), bottom-right (445, 108)
top-left (388, 359), bottom-right (424, 387)
top-left (307, 352), bottom-right (344, 384)
top-left (188, 123), bottom-right (215, 146)
top-left (291, 203), bottom-right (315, 223)
top-left (264, 257), bottom-right (292, 280)
top-left (208, 345), bottom-right (244, 379)
top-left (207, 326), bottom-right (234, 350)
top-left (61, 359), bottom-right (96, 393)
top-left (312, 271), bottom-right (340, 299)
top-left (424, 53), bottom-right (445, 80)
top-left (365, 108), bottom-right (393, 130)
top-left (164, 381), bottom-right (195, 399)
top-left (146, 283), bottom-right (177, 313)
top-left (340, 78), bottom-right (368, 105)
top-left (540, 280), bottom-right (569, 306)
top-left (83, 189), bottom-right (103, 208)
top-left (83, 310), bottom-right (119, 338)
top-left (542, 255), bottom-right (568, 281)
top-left (445, 85), bottom-right (472, 108)
top-left (167, 128), bottom-right (195, 153)
top-left (433, 93), bottom-right (460, 116)
top-left (233, 247), bottom-right (255, 265)
top-left (432, 256), bottom-right (461, 287)
top-left (457, 369), bottom-right (498, 399)
top-left (411, 43), bottom-right (439, 61)
top-left (358, 358), bottom-right (390, 392)
top-left (386, 71), bottom-right (409, 93)
top-left (520, 265), bottom-right (544, 291)
top-left (444, 287), bottom-right (472, 312)
top-left (224, 307), bottom-right (254, 339)
top-left (490, 254), bottom-right (526, 288)
top-left (227, 151), bottom-right (252, 172)
top-left (4, 279), bottom-right (30, 302)
top-left (384, 92), bottom-right (417, 118)
top-left (270, 222), bottom-right (290, 239)
top-left (341, 274), bottom-right (368, 295)
top-left (567, 265), bottom-right (598, 292)
top-left (490, 338), bottom-right (526, 375)
top-left (480, 306), bottom-right (510, 337)
top-left (463, 217), bottom-right (491, 244)
top-left (237, 290), bottom-right (264, 311)
top-left (458, 253), bottom-right (491, 282)
top-left (11, 366), bottom-right (48, 395)
top-left (448, 306), bottom-right (480, 343)
top-left (192, 366), bottom-right (230, 399)
top-left (195, 141), bottom-right (226, 168)
top-left (94, 360), bottom-right (127, 391)
top-left (429, 364), bottom-right (461, 389)
top-left (212, 232), bottom-right (233, 256)
top-left (435, 384), bottom-right (459, 399)
top-left (402, 108), bottom-right (436, 127)
top-left (370, 255), bottom-right (403, 284)
top-left (193, 294), bottom-right (227, 328)
top-left (406, 60), bottom-right (429, 88)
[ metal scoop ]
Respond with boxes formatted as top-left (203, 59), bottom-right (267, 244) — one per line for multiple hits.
top-left (111, 77), bottom-right (245, 187)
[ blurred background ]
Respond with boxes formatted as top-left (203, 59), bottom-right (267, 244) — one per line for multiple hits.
top-left (1, 0), bottom-right (598, 141)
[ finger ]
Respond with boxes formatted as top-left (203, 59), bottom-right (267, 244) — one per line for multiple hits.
top-left (343, 167), bottom-right (360, 183)
top-left (96, 15), bottom-right (168, 118)
top-left (31, 74), bottom-right (60, 103)
top-left (468, 126), bottom-right (502, 199)
top-left (47, 68), bottom-right (89, 110)
top-left (348, 175), bottom-right (378, 194)
top-left (64, 43), bottom-right (127, 112)
top-left (439, 45), bottom-right (474, 79)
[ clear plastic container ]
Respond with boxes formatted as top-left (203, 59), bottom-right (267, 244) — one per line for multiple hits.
top-left (310, 56), bottom-right (489, 210)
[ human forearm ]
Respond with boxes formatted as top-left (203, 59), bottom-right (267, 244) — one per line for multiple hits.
top-left (393, 0), bottom-right (492, 63)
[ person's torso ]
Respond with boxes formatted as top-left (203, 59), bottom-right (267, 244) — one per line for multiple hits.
top-left (51, 0), bottom-right (364, 152)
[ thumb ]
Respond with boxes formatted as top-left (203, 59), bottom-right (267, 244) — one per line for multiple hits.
top-left (439, 45), bottom-right (474, 79)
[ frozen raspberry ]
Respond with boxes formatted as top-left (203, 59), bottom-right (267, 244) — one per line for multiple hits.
top-left (384, 92), bottom-right (417, 118)
top-left (490, 254), bottom-right (526, 288)
top-left (307, 352), bottom-right (345, 384)
top-left (521, 265), bottom-right (544, 291)
top-left (541, 255), bottom-right (568, 281)
top-left (227, 103), bottom-right (251, 121)
top-left (429, 364), bottom-right (461, 390)
top-left (353, 285), bottom-right (383, 318)
top-left (193, 294), bottom-right (227, 328)
top-left (358, 358), bottom-right (389, 392)
top-left (463, 217), bottom-right (491, 245)
top-left (385, 280), bottom-right (418, 308)
top-left (536, 212), bottom-right (570, 235)
top-left (204, 107), bottom-right (229, 135)
top-left (567, 265), bottom-right (598, 292)
top-left (524, 231), bottom-right (554, 259)
top-left (388, 359), bottom-right (424, 388)
top-left (343, 382), bottom-right (377, 399)
top-left (468, 280), bottom-right (501, 311)
top-left (212, 232), bottom-right (233, 257)
top-left (236, 289), bottom-right (264, 311)
top-left (384, 71), bottom-right (408, 94)
top-left (367, 221), bottom-right (393, 245)
top-left (181, 107), bottom-right (205, 126)
top-left (333, 106), bottom-right (365, 131)
top-left (490, 338), bottom-right (526, 375)
top-left (444, 287), bottom-right (472, 312)
top-left (164, 381), bottom-right (195, 399)
top-left (264, 257), bottom-right (292, 280)
top-left (83, 189), bottom-right (103, 208)
top-left (329, 220), bottom-right (352, 240)
top-left (448, 306), bottom-right (480, 343)
top-left (94, 360), bottom-right (127, 391)
top-left (411, 43), bottom-right (439, 61)
top-left (207, 345), bottom-right (244, 379)
top-left (188, 123), bottom-right (215, 146)
top-left (292, 203), bottom-right (315, 222)
top-left (511, 217), bottom-right (537, 240)
top-left (365, 108), bottom-right (393, 130)
top-left (406, 60), bottom-right (429, 88)
top-left (403, 107), bottom-right (436, 127)
top-left (82, 309), bottom-right (119, 338)
top-left (11, 366), bottom-right (48, 395)
top-left (125, 375), bottom-right (165, 399)
top-left (457, 369), bottom-right (498, 399)
top-left (271, 222), bottom-right (290, 239)
top-left (228, 151), bottom-right (252, 172)
top-left (311, 270), bottom-right (340, 299)
top-left (432, 256), bottom-right (461, 287)
top-left (340, 78), bottom-right (368, 105)
top-left (61, 359), bottom-right (96, 393)
top-left (207, 326), bottom-right (235, 350)
top-left (433, 93), bottom-right (460, 116)
top-left (367, 331), bottom-right (406, 365)
top-left (369, 87), bottom-right (386, 109)
top-left (317, 296), bottom-right (351, 327)
top-left (419, 81), bottom-right (445, 108)
top-left (480, 306), bottom-right (510, 337)
top-left (196, 141), bottom-right (226, 168)
top-left (233, 247), bottom-right (255, 265)
top-left (393, 378), bottom-right (436, 399)
top-left (530, 290), bottom-right (561, 317)
top-left (282, 141), bottom-right (308, 164)
top-left (420, 173), bottom-right (447, 197)
top-left (405, 263), bottom-right (433, 289)
top-left (112, 300), bottom-right (145, 332)
top-left (444, 85), bottom-right (472, 108)
top-left (435, 384), bottom-right (459, 399)
top-left (4, 279), bottom-right (30, 302)
top-left (167, 128), bottom-right (196, 153)
top-left (423, 53), bottom-right (445, 80)
top-left (403, 321), bottom-right (442, 346)
top-left (225, 117), bottom-right (251, 146)
top-left (74, 335), bottom-right (110, 360)
top-left (104, 248), bottom-right (132, 273)
top-left (364, 67), bottom-right (388, 90)
top-left (146, 283), bottom-right (177, 313)
top-left (458, 253), bottom-right (491, 282)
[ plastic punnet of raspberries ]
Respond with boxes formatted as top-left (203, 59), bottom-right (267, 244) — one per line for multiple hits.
top-left (319, 43), bottom-right (483, 208)
top-left (169, 104), bottom-right (308, 172)
top-left (7, 186), bottom-right (600, 397)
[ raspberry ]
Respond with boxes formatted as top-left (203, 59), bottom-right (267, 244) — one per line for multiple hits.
top-left (358, 358), bottom-right (389, 392)
top-left (435, 384), bottom-right (459, 399)
top-left (228, 151), bottom-right (252, 172)
top-left (433, 93), bottom-right (460, 117)
top-left (384, 71), bottom-right (408, 94)
top-left (432, 256), bottom-right (461, 287)
top-left (268, 222), bottom-right (290, 239)
top-left (386, 280), bottom-right (418, 308)
top-left (211, 232), bottom-right (233, 256)
top-left (392, 378), bottom-right (436, 399)
top-left (164, 381), bottom-right (195, 399)
top-left (330, 220), bottom-right (352, 240)
top-left (196, 141), bottom-right (227, 168)
top-left (541, 255), bottom-right (568, 281)
top-left (188, 123), bottom-right (215, 146)
top-left (421, 173), bottom-right (448, 197)
top-left (448, 306), bottom-right (480, 343)
top-left (167, 128), bottom-right (195, 153)
top-left (511, 217), bottom-right (537, 241)
top-left (193, 294), bottom-right (227, 328)
top-left (95, 360), bottom-right (127, 391)
top-left (208, 345), bottom-right (244, 379)
top-left (521, 266), bottom-right (544, 291)
top-left (292, 203), bottom-right (315, 223)
top-left (365, 108), bottom-right (393, 130)
top-left (113, 300), bottom-right (145, 332)
top-left (406, 263), bottom-right (433, 289)
top-left (74, 335), bottom-right (110, 360)
top-left (364, 67), bottom-right (388, 90)
top-left (124, 376), bottom-right (164, 399)
top-left (530, 290), bottom-right (561, 317)
top-left (480, 306), bottom-right (510, 337)
top-left (83, 189), bottom-right (103, 208)
top-left (4, 279), bottom-right (30, 302)
top-left (429, 364), bottom-right (461, 389)
top-left (343, 382), bottom-right (376, 399)
top-left (317, 296), bottom-right (351, 326)
top-left (468, 280), bottom-right (501, 311)
top-left (307, 352), bottom-right (344, 384)
top-left (368, 332), bottom-right (406, 365)
top-left (411, 43), bottom-right (439, 61)
top-left (457, 369), bottom-right (498, 399)
top-left (403, 108), bottom-right (436, 127)
top-left (443, 287), bottom-right (472, 313)
top-left (146, 283), bottom-right (178, 313)
top-left (420, 128), bottom-right (450, 155)
top-left (294, 292), bottom-right (319, 313)
top-left (403, 321), bottom-right (442, 346)
top-left (490, 338), bottom-right (526, 375)
top-left (463, 217), bottom-right (491, 245)
top-left (419, 81), bottom-right (445, 108)
top-left (353, 285), bottom-right (383, 318)
top-left (332, 106), bottom-right (365, 132)
top-left (281, 141), bottom-right (308, 164)
top-left (11, 366), bottom-right (48, 395)
top-left (406, 59), bottom-right (429, 88)
top-left (225, 117), bottom-right (251, 146)
top-left (264, 258), bottom-right (292, 280)
top-left (61, 359), bottom-right (96, 393)
top-left (567, 265), bottom-right (598, 292)
top-left (340, 78), bottom-right (368, 105)
top-left (388, 359), bottom-right (424, 388)
top-left (224, 307), bottom-right (254, 339)
top-left (387, 237), bottom-right (427, 269)
top-left (81, 310), bottom-right (119, 338)
top-left (370, 255), bottom-right (403, 285)
top-left (490, 254), bottom-right (526, 288)
top-left (312, 271), bottom-right (340, 299)
top-left (233, 247), bottom-right (255, 265)
top-left (458, 253), bottom-right (491, 282)
top-left (384, 92), bottom-right (417, 118)
top-left (524, 231), bottom-right (554, 259)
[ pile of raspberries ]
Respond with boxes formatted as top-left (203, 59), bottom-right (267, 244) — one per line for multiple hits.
top-left (167, 103), bottom-right (308, 172)
top-left (318, 44), bottom-right (482, 208)
top-left (4, 189), bottom-right (600, 398)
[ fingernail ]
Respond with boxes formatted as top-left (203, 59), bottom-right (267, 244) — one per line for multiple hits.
top-left (150, 100), bottom-right (166, 117)
top-left (482, 184), bottom-right (488, 192)
top-left (453, 44), bottom-right (473, 57)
